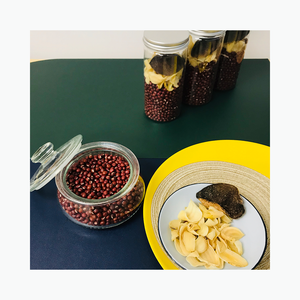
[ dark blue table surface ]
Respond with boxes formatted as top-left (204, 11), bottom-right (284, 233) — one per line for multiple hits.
top-left (30, 158), bottom-right (165, 269)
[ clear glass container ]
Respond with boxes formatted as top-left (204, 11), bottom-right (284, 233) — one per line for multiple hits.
top-left (214, 30), bottom-right (250, 91)
top-left (30, 135), bottom-right (145, 229)
top-left (143, 30), bottom-right (189, 122)
top-left (183, 30), bottom-right (225, 105)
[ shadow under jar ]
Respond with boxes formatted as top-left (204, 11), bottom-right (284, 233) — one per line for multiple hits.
top-left (143, 30), bottom-right (189, 122)
top-left (183, 30), bottom-right (225, 106)
top-left (214, 31), bottom-right (250, 91)
top-left (30, 135), bottom-right (145, 229)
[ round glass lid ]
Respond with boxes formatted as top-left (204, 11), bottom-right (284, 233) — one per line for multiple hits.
top-left (30, 134), bottom-right (83, 192)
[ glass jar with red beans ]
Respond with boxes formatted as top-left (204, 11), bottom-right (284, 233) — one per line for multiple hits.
top-left (30, 135), bottom-right (145, 229)
top-left (183, 30), bottom-right (225, 106)
top-left (143, 30), bottom-right (189, 122)
top-left (214, 31), bottom-right (250, 91)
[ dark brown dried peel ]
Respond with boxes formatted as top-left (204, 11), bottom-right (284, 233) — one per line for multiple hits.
top-left (150, 54), bottom-right (185, 76)
top-left (196, 183), bottom-right (245, 219)
top-left (191, 38), bottom-right (220, 58)
top-left (224, 31), bottom-right (250, 44)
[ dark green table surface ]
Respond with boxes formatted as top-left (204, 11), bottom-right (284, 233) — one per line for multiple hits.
top-left (30, 58), bottom-right (270, 269)
top-left (30, 59), bottom-right (270, 157)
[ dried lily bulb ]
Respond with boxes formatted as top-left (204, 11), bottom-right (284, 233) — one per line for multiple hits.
top-left (221, 214), bottom-right (232, 224)
top-left (170, 229), bottom-right (179, 241)
top-left (182, 231), bottom-right (196, 253)
top-left (217, 249), bottom-right (248, 268)
top-left (187, 223), bottom-right (200, 235)
top-left (202, 206), bottom-right (225, 219)
top-left (216, 238), bottom-right (228, 254)
top-left (217, 223), bottom-right (231, 231)
top-left (198, 244), bottom-right (221, 267)
top-left (196, 224), bottom-right (209, 237)
top-left (195, 236), bottom-right (208, 253)
top-left (169, 219), bottom-right (181, 230)
top-left (178, 200), bottom-right (202, 223)
top-left (186, 252), bottom-right (206, 267)
top-left (199, 203), bottom-right (208, 214)
top-left (220, 226), bottom-right (244, 242)
top-left (174, 238), bottom-right (186, 256)
top-left (227, 240), bottom-right (243, 255)
top-left (207, 228), bottom-right (217, 241)
top-left (178, 224), bottom-right (192, 256)
top-left (205, 218), bottom-right (219, 227)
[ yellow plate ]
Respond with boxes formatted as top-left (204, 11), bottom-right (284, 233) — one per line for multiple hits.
top-left (143, 140), bottom-right (270, 270)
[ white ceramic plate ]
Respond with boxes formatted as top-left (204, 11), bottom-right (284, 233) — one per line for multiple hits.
top-left (158, 183), bottom-right (267, 270)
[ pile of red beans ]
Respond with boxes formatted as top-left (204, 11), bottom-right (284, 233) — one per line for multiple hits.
top-left (214, 50), bottom-right (243, 91)
top-left (144, 78), bottom-right (184, 122)
top-left (57, 152), bottom-right (144, 228)
top-left (183, 61), bottom-right (219, 106)
top-left (66, 153), bottom-right (130, 199)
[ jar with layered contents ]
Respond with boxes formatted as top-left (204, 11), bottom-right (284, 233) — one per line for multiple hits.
top-left (143, 30), bottom-right (189, 122)
top-left (214, 31), bottom-right (250, 91)
top-left (30, 135), bottom-right (145, 229)
top-left (183, 30), bottom-right (225, 105)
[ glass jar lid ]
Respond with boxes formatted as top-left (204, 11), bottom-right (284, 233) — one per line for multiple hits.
top-left (30, 134), bottom-right (83, 192)
top-left (143, 30), bottom-right (189, 52)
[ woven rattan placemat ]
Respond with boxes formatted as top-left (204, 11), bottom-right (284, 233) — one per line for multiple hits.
top-left (151, 160), bottom-right (270, 270)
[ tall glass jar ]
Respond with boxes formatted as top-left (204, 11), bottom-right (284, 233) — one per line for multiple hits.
top-left (214, 31), bottom-right (250, 91)
top-left (143, 30), bottom-right (189, 122)
top-left (183, 30), bottom-right (225, 106)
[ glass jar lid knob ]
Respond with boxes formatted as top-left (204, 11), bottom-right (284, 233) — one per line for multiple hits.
top-left (31, 142), bottom-right (56, 164)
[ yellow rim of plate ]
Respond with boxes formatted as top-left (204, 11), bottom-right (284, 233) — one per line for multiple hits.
top-left (143, 139), bottom-right (270, 270)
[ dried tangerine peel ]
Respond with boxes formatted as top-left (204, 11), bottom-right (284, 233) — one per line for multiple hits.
top-left (187, 35), bottom-right (221, 71)
top-left (144, 57), bottom-right (183, 91)
top-left (168, 200), bottom-right (248, 269)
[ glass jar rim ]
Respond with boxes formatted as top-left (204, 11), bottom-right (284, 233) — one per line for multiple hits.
top-left (55, 141), bottom-right (140, 206)
top-left (143, 30), bottom-right (189, 52)
top-left (189, 30), bottom-right (225, 38)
